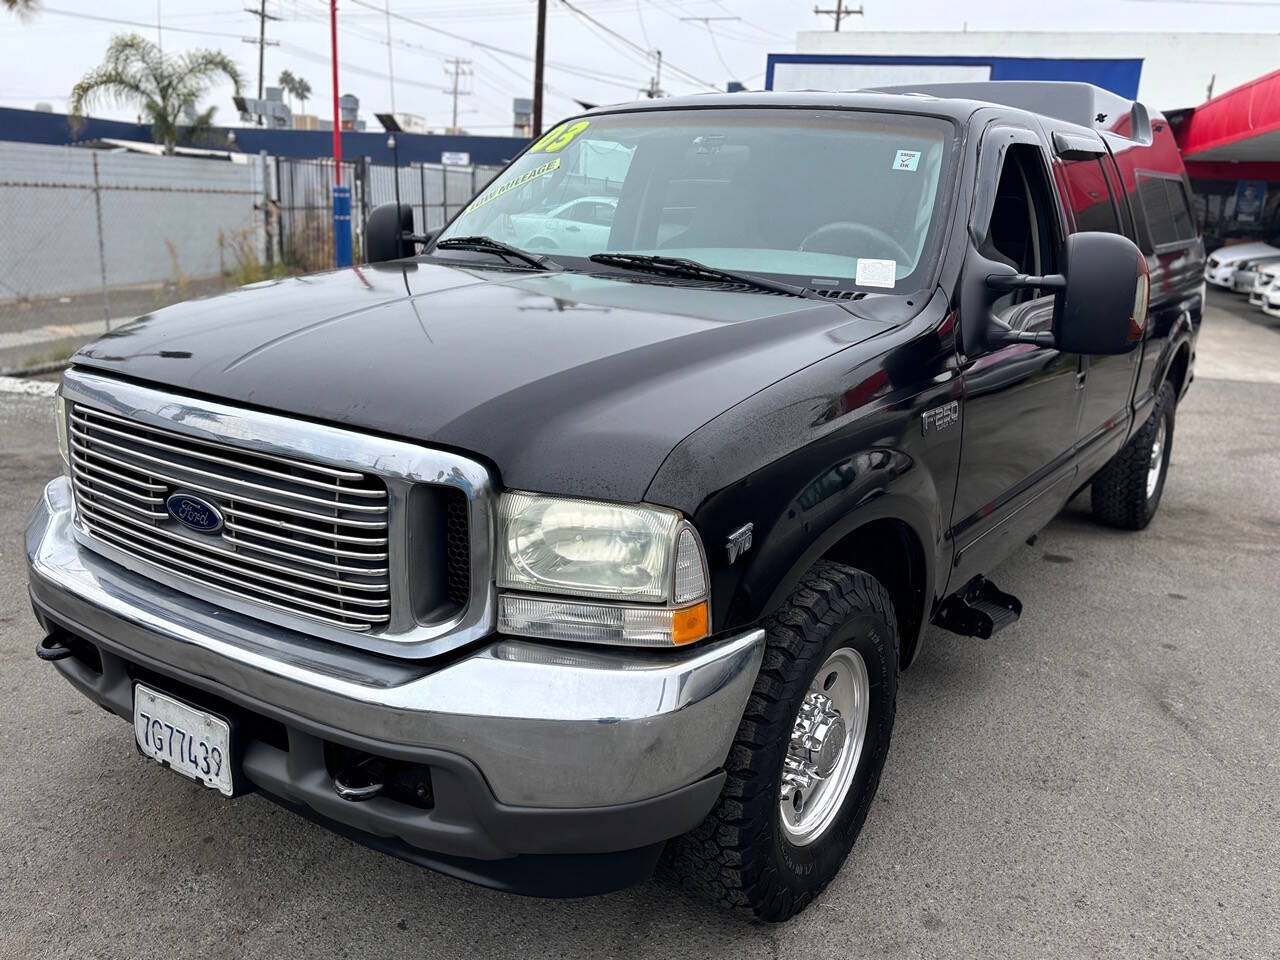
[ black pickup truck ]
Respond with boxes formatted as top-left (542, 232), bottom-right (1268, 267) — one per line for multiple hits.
top-left (27, 82), bottom-right (1203, 921)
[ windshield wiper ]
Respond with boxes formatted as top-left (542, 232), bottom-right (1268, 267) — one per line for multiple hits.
top-left (588, 253), bottom-right (826, 300)
top-left (434, 236), bottom-right (560, 271)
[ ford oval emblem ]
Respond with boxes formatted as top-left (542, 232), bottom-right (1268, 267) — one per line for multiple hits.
top-left (166, 492), bottom-right (224, 534)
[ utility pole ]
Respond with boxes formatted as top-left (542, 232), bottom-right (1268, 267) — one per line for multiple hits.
top-left (244, 0), bottom-right (281, 124)
top-left (444, 57), bottom-right (472, 134)
top-left (532, 0), bottom-right (547, 137)
top-left (813, 0), bottom-right (863, 31)
top-left (330, 0), bottom-right (351, 268)
top-left (640, 50), bottom-right (664, 99)
top-left (383, 0), bottom-right (396, 114)
top-left (156, 0), bottom-right (162, 54)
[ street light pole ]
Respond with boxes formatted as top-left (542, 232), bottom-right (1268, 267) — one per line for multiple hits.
top-left (387, 134), bottom-right (401, 215)
top-left (330, 0), bottom-right (351, 267)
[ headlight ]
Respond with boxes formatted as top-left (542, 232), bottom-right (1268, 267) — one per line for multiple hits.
top-left (496, 491), bottom-right (710, 647)
top-left (55, 393), bottom-right (69, 474)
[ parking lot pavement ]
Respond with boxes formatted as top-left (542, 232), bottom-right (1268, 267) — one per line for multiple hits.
top-left (1, 295), bottom-right (1276, 960)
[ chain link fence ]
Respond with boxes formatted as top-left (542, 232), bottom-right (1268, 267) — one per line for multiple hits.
top-left (0, 141), bottom-right (271, 369)
top-left (274, 156), bottom-right (502, 271)
top-left (0, 142), bottom-right (504, 371)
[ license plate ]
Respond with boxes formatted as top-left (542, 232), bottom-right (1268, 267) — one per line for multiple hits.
top-left (133, 684), bottom-right (233, 796)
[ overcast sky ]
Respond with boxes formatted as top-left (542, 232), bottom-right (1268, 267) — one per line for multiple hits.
top-left (2, 0), bottom-right (1276, 133)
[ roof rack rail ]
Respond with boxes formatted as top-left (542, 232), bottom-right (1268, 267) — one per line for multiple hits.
top-left (870, 81), bottom-right (1153, 144)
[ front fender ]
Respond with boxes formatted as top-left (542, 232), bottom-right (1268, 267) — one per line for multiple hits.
top-left (1134, 307), bottom-right (1196, 429)
top-left (646, 293), bottom-right (962, 660)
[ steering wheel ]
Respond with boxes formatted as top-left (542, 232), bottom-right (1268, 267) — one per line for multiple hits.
top-left (799, 221), bottom-right (912, 266)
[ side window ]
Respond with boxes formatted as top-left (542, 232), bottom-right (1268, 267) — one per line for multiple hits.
top-left (582, 201), bottom-right (616, 227)
top-left (1165, 179), bottom-right (1195, 240)
top-left (1137, 172), bottom-right (1197, 249)
top-left (984, 143), bottom-right (1062, 291)
top-left (1063, 159), bottom-right (1121, 234)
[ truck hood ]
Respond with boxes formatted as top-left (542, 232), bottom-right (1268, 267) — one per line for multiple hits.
top-left (74, 260), bottom-right (890, 502)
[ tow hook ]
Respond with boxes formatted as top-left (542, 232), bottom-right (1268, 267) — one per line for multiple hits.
top-left (36, 632), bottom-right (75, 662)
top-left (332, 755), bottom-right (387, 801)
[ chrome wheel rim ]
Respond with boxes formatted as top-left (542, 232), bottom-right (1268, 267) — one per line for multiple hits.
top-left (779, 647), bottom-right (870, 846)
top-left (1146, 417), bottom-right (1167, 499)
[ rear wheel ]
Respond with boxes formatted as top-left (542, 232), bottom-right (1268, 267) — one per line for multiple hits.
top-left (1091, 380), bottom-right (1176, 530)
top-left (662, 561), bottom-right (899, 921)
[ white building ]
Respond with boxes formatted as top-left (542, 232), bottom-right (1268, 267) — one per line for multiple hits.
top-left (770, 31), bottom-right (1279, 111)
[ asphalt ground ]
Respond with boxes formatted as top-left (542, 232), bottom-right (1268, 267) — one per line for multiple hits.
top-left (0, 290), bottom-right (1276, 959)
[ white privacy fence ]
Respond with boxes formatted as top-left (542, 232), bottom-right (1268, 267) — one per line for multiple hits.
top-left (0, 141), bottom-right (264, 311)
top-left (0, 142), bottom-right (504, 359)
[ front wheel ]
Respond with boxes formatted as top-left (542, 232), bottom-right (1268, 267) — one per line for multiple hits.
top-left (1091, 380), bottom-right (1176, 530)
top-left (662, 561), bottom-right (899, 921)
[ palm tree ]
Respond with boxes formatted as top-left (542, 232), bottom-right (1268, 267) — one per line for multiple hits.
top-left (70, 34), bottom-right (243, 155)
top-left (278, 70), bottom-right (312, 120)
top-left (294, 76), bottom-right (312, 116)
top-left (278, 68), bottom-right (298, 112)
top-left (3, 0), bottom-right (39, 16)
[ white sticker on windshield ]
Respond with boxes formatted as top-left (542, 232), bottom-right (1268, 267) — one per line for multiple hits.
top-left (856, 258), bottom-right (897, 288)
top-left (892, 149), bottom-right (920, 172)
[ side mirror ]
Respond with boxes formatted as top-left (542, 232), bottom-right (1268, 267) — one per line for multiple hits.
top-left (970, 231), bottom-right (1148, 356)
top-left (1054, 231), bottom-right (1148, 355)
top-left (364, 203), bottom-right (438, 263)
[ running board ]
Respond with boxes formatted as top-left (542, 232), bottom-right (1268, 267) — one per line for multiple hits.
top-left (935, 577), bottom-right (1023, 639)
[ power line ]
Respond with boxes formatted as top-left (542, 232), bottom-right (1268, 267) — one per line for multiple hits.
top-left (341, 0), bottom-right (646, 88)
top-left (680, 16), bottom-right (739, 79)
top-left (554, 0), bottom-right (720, 90)
top-left (634, 0), bottom-right (652, 50)
top-left (38, 6), bottom-right (247, 40)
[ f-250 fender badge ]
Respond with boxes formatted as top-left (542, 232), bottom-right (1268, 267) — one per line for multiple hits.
top-left (726, 523), bottom-right (753, 564)
top-left (921, 400), bottom-right (960, 436)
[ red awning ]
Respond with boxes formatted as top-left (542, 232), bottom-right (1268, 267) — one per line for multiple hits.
top-left (1177, 68), bottom-right (1280, 163)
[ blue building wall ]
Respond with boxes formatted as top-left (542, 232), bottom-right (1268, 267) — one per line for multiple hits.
top-left (0, 106), bottom-right (528, 166)
top-left (765, 54), bottom-right (1144, 100)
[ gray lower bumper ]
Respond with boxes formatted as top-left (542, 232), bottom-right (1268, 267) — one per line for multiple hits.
top-left (26, 477), bottom-right (764, 860)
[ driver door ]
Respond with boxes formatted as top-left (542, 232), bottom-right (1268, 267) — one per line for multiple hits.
top-left (950, 131), bottom-right (1083, 587)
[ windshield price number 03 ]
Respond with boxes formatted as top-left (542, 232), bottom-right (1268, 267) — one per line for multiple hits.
top-left (133, 685), bottom-right (234, 796)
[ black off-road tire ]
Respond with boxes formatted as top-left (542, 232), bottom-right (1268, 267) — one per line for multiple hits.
top-left (1091, 380), bottom-right (1176, 530)
top-left (661, 561), bottom-right (899, 922)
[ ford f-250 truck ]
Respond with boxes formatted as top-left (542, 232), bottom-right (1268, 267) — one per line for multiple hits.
top-left (26, 83), bottom-right (1203, 921)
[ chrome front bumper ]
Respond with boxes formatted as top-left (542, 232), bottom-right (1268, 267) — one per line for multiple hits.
top-left (26, 477), bottom-right (764, 817)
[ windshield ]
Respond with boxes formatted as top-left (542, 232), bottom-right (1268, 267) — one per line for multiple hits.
top-left (437, 108), bottom-right (956, 292)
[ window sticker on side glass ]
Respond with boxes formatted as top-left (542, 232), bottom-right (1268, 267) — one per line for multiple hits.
top-left (856, 258), bottom-right (896, 288)
top-left (892, 149), bottom-right (921, 172)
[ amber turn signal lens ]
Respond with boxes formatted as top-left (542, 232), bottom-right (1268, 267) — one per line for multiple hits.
top-left (671, 601), bottom-right (709, 646)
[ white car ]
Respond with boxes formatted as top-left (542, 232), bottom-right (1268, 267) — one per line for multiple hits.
top-left (1204, 241), bottom-right (1280, 287)
top-left (507, 196), bottom-right (617, 250)
top-left (1264, 281), bottom-right (1280, 318)
top-left (1249, 264), bottom-right (1280, 307)
top-left (1232, 255), bottom-right (1280, 294)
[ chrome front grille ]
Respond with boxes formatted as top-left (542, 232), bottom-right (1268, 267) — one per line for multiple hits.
top-left (69, 403), bottom-right (392, 632)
